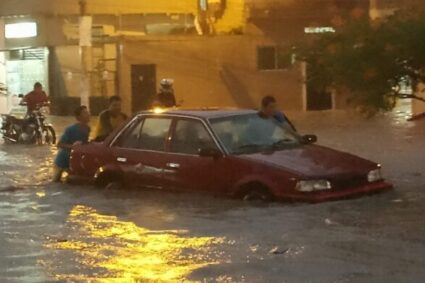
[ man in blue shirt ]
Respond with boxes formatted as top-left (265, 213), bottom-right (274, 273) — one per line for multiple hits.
top-left (53, 106), bottom-right (91, 182)
top-left (259, 96), bottom-right (296, 132)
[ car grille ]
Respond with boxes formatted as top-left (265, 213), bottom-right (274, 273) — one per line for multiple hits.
top-left (331, 175), bottom-right (368, 190)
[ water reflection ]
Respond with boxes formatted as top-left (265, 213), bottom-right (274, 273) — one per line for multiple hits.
top-left (43, 205), bottom-right (225, 282)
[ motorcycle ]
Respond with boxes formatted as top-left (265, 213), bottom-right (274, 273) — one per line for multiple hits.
top-left (1, 103), bottom-right (56, 145)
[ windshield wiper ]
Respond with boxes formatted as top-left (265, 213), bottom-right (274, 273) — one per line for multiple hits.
top-left (273, 139), bottom-right (293, 146)
top-left (237, 144), bottom-right (264, 150)
top-left (271, 139), bottom-right (298, 149)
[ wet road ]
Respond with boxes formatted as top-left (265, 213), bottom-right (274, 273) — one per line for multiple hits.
top-left (1, 112), bottom-right (425, 283)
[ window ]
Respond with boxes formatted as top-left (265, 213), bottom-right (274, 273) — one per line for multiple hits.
top-left (139, 118), bottom-right (172, 151)
top-left (114, 119), bottom-right (143, 149)
top-left (115, 117), bottom-right (171, 151)
top-left (257, 47), bottom-right (276, 70)
top-left (171, 120), bottom-right (216, 155)
top-left (211, 114), bottom-right (300, 154)
top-left (257, 46), bottom-right (295, 71)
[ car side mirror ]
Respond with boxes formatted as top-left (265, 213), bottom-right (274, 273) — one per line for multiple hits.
top-left (199, 148), bottom-right (222, 159)
top-left (302, 134), bottom-right (318, 144)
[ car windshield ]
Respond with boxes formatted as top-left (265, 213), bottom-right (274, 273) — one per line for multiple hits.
top-left (210, 113), bottom-right (301, 154)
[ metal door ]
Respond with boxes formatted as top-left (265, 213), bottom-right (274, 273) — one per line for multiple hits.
top-left (131, 64), bottom-right (156, 113)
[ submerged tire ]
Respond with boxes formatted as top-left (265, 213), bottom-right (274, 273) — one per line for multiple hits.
top-left (45, 126), bottom-right (57, 145)
top-left (38, 126), bottom-right (56, 145)
top-left (241, 186), bottom-right (274, 202)
top-left (95, 172), bottom-right (124, 190)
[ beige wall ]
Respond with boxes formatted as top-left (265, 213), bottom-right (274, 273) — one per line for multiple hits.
top-left (51, 44), bottom-right (117, 99)
top-left (51, 46), bottom-right (81, 98)
top-left (0, 0), bottom-right (198, 16)
top-left (120, 36), bottom-right (303, 114)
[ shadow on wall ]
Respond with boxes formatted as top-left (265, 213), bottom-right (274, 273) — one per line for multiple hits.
top-left (219, 64), bottom-right (256, 109)
top-left (49, 49), bottom-right (68, 100)
top-left (49, 49), bottom-right (71, 115)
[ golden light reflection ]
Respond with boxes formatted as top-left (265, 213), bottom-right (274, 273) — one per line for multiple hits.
top-left (153, 107), bottom-right (166, 114)
top-left (43, 205), bottom-right (225, 282)
top-left (36, 191), bottom-right (46, 198)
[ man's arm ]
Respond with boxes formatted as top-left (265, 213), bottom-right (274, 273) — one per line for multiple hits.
top-left (57, 142), bottom-right (74, 150)
top-left (20, 93), bottom-right (30, 105)
top-left (283, 114), bottom-right (297, 132)
top-left (57, 127), bottom-right (77, 149)
top-left (42, 92), bottom-right (50, 105)
top-left (171, 93), bottom-right (177, 107)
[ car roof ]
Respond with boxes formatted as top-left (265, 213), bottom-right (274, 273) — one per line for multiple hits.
top-left (138, 108), bottom-right (259, 119)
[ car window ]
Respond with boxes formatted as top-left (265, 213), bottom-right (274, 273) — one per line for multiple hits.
top-left (210, 113), bottom-right (300, 154)
top-left (114, 117), bottom-right (171, 151)
top-left (171, 119), bottom-right (217, 155)
top-left (114, 118), bottom-right (143, 149)
top-left (138, 118), bottom-right (172, 151)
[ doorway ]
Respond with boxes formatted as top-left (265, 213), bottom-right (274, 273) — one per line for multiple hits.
top-left (306, 87), bottom-right (333, 111)
top-left (305, 63), bottom-right (333, 111)
top-left (131, 64), bottom-right (156, 113)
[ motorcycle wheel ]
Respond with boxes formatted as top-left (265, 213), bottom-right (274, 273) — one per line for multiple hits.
top-left (3, 127), bottom-right (18, 144)
top-left (37, 126), bottom-right (57, 145)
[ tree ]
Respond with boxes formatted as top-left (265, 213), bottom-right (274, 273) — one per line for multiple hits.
top-left (300, 7), bottom-right (425, 115)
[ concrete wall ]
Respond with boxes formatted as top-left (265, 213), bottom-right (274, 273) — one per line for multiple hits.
top-left (120, 35), bottom-right (303, 114)
top-left (50, 46), bottom-right (81, 99)
top-left (0, 0), bottom-right (198, 16)
top-left (50, 44), bottom-right (117, 99)
top-left (0, 50), bottom-right (7, 114)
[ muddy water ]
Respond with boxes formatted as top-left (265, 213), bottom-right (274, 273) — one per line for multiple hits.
top-left (1, 112), bottom-right (425, 283)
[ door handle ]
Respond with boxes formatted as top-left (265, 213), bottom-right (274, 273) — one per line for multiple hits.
top-left (117, 157), bottom-right (127, 163)
top-left (166, 163), bottom-right (180, 169)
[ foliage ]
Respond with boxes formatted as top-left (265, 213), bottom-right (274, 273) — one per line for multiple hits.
top-left (300, 8), bottom-right (425, 114)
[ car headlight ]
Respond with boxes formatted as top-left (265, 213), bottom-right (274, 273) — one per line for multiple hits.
top-left (296, 180), bottom-right (332, 192)
top-left (368, 169), bottom-right (382, 183)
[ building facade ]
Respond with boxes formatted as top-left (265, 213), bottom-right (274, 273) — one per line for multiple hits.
top-left (0, 0), bottom-right (369, 115)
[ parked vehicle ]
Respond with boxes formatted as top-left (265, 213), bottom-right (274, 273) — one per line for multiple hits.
top-left (1, 104), bottom-right (56, 145)
top-left (69, 109), bottom-right (392, 202)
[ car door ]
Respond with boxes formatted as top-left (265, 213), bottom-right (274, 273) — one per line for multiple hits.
top-left (110, 116), bottom-right (172, 189)
top-left (162, 118), bottom-right (230, 193)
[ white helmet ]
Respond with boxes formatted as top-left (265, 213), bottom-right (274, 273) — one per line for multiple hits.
top-left (160, 78), bottom-right (174, 90)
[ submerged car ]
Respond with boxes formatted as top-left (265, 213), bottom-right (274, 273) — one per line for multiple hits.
top-left (69, 109), bottom-right (392, 202)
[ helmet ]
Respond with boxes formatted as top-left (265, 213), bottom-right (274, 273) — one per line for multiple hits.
top-left (160, 79), bottom-right (174, 90)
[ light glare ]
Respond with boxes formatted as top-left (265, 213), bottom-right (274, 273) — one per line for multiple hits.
top-left (5, 22), bottom-right (38, 39)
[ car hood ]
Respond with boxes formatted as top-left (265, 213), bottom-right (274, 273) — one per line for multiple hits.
top-left (238, 145), bottom-right (377, 178)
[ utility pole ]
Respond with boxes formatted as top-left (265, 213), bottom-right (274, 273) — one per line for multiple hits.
top-left (79, 0), bottom-right (91, 110)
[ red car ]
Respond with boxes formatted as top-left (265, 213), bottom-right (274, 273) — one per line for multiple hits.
top-left (69, 109), bottom-right (392, 202)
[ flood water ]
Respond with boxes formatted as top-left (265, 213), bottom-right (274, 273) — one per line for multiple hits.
top-left (1, 111), bottom-right (425, 283)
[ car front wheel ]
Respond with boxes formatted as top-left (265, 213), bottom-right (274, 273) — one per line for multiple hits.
top-left (241, 186), bottom-right (274, 202)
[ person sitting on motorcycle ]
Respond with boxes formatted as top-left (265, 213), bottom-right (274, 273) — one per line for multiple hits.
top-left (21, 82), bottom-right (49, 113)
top-left (93, 96), bottom-right (128, 142)
top-left (53, 106), bottom-right (91, 182)
top-left (158, 79), bottom-right (177, 108)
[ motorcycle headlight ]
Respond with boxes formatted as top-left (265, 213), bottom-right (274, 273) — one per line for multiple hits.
top-left (368, 169), bottom-right (382, 183)
top-left (296, 180), bottom-right (332, 192)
